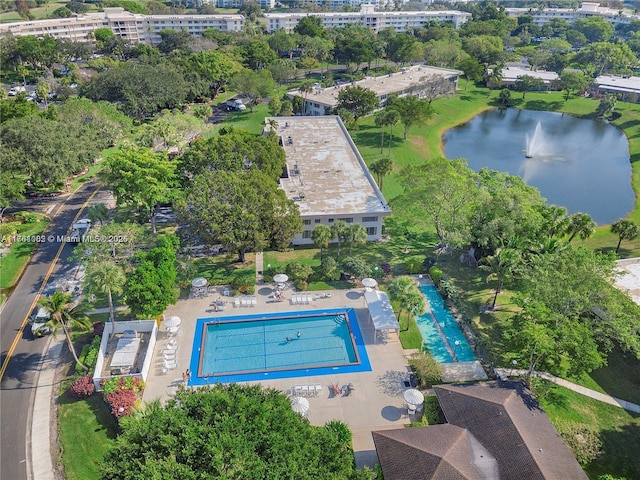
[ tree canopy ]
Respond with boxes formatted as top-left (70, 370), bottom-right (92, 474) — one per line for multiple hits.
top-left (100, 384), bottom-right (363, 480)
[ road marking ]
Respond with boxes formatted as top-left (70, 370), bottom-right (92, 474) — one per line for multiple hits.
top-left (0, 185), bottom-right (101, 382)
top-left (44, 204), bottom-right (56, 215)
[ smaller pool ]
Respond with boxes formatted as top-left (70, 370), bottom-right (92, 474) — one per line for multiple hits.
top-left (416, 286), bottom-right (477, 363)
top-left (190, 308), bottom-right (371, 384)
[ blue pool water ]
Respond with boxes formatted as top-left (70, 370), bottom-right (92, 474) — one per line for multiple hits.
top-left (416, 285), bottom-right (477, 363)
top-left (190, 308), bottom-right (371, 384)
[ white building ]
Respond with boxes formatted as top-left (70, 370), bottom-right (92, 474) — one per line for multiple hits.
top-left (0, 8), bottom-right (244, 45)
top-left (215, 0), bottom-right (275, 9)
top-left (289, 64), bottom-right (462, 116)
top-left (264, 116), bottom-right (391, 245)
top-left (593, 75), bottom-right (640, 103)
top-left (504, 2), bottom-right (639, 28)
top-left (488, 66), bottom-right (560, 90)
top-left (264, 5), bottom-right (471, 34)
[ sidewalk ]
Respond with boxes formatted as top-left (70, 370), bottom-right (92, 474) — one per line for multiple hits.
top-left (31, 334), bottom-right (65, 480)
top-left (495, 368), bottom-right (640, 414)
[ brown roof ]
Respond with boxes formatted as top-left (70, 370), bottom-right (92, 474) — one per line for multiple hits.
top-left (372, 424), bottom-right (498, 480)
top-left (434, 381), bottom-right (588, 480)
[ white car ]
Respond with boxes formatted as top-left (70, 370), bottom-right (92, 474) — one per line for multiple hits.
top-left (30, 307), bottom-right (52, 337)
top-left (8, 86), bottom-right (26, 96)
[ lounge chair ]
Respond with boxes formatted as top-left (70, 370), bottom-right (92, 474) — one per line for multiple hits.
top-left (251, 296), bottom-right (257, 306)
top-left (241, 297), bottom-right (247, 307)
top-left (301, 385), bottom-right (309, 396)
top-left (223, 288), bottom-right (230, 296)
top-left (291, 295), bottom-right (297, 305)
top-left (234, 296), bottom-right (240, 307)
top-left (313, 384), bottom-right (322, 397)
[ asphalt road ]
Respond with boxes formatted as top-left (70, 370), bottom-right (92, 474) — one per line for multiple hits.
top-left (0, 180), bottom-right (106, 480)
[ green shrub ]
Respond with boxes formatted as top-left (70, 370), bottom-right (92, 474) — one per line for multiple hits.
top-left (230, 271), bottom-right (255, 294)
top-left (428, 266), bottom-right (443, 285)
top-left (76, 335), bottom-right (102, 374)
top-left (15, 212), bottom-right (40, 223)
top-left (404, 257), bottom-right (424, 274)
top-left (422, 395), bottom-right (441, 425)
top-left (326, 420), bottom-right (352, 445)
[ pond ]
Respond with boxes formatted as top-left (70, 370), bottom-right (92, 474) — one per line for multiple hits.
top-left (442, 109), bottom-right (634, 225)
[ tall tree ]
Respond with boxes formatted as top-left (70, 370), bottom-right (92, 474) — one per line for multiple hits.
top-left (386, 109), bottom-right (400, 155)
top-left (230, 69), bottom-right (277, 113)
top-left (87, 204), bottom-right (110, 226)
top-left (344, 223), bottom-right (368, 255)
top-left (102, 148), bottom-right (177, 234)
top-left (558, 71), bottom-right (591, 101)
top-left (312, 225), bottom-right (332, 261)
top-left (479, 247), bottom-right (519, 309)
top-left (39, 292), bottom-right (91, 370)
top-left (611, 219), bottom-right (639, 254)
top-left (456, 55), bottom-right (484, 90)
top-left (369, 157), bottom-right (393, 191)
top-left (84, 260), bottom-right (126, 337)
top-left (388, 95), bottom-right (434, 140)
top-left (336, 86), bottom-right (379, 125)
top-left (330, 220), bottom-right (349, 262)
top-left (565, 213), bottom-right (596, 244)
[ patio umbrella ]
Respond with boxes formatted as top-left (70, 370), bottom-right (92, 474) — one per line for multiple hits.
top-left (403, 388), bottom-right (424, 405)
top-left (192, 277), bottom-right (208, 288)
top-left (291, 396), bottom-right (309, 415)
top-left (361, 278), bottom-right (378, 289)
top-left (163, 316), bottom-right (181, 328)
top-left (273, 274), bottom-right (289, 284)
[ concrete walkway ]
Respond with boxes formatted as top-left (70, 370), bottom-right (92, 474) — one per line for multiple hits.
top-left (31, 334), bottom-right (66, 480)
top-left (495, 368), bottom-right (640, 414)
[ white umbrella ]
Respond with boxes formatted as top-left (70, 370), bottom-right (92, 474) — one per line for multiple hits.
top-left (291, 396), bottom-right (309, 415)
top-left (273, 274), bottom-right (289, 284)
top-left (403, 388), bottom-right (424, 405)
top-left (163, 316), bottom-right (181, 328)
top-left (192, 277), bottom-right (208, 288)
top-left (361, 278), bottom-right (378, 288)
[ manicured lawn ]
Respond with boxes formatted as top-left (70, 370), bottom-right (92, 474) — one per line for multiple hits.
top-left (532, 379), bottom-right (640, 480)
top-left (57, 389), bottom-right (117, 480)
top-left (0, 215), bottom-right (49, 290)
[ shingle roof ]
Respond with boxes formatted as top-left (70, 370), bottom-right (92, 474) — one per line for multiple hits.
top-left (434, 381), bottom-right (588, 480)
top-left (372, 424), bottom-right (496, 480)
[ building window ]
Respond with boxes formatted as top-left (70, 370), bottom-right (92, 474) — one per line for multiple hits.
top-left (366, 227), bottom-right (377, 236)
top-left (302, 230), bottom-right (312, 238)
top-left (344, 218), bottom-right (354, 223)
top-left (328, 218), bottom-right (334, 223)
top-left (362, 216), bottom-right (378, 222)
top-left (303, 219), bottom-right (312, 225)
top-left (315, 219), bottom-right (321, 224)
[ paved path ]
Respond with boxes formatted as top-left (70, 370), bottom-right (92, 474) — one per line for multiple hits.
top-left (495, 368), bottom-right (640, 414)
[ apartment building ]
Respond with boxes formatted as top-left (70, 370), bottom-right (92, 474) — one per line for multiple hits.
top-left (264, 116), bottom-right (391, 246)
top-left (264, 4), bottom-right (471, 34)
top-left (504, 2), bottom-right (639, 28)
top-left (289, 64), bottom-right (462, 116)
top-left (0, 8), bottom-right (244, 44)
top-left (215, 0), bottom-right (275, 9)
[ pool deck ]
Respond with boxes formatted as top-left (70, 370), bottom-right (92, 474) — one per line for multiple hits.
top-left (142, 285), bottom-right (416, 469)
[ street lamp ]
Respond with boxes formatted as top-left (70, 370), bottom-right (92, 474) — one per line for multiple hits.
top-left (511, 359), bottom-right (518, 376)
top-left (453, 340), bottom-right (460, 360)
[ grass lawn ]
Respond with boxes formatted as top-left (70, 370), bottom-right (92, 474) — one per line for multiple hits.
top-left (57, 388), bottom-right (117, 480)
top-left (532, 378), bottom-right (640, 480)
top-left (0, 215), bottom-right (49, 291)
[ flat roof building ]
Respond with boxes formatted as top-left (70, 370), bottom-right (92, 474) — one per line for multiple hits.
top-left (0, 8), bottom-right (244, 44)
top-left (504, 2), bottom-right (639, 28)
top-left (264, 5), bottom-right (471, 34)
top-left (487, 66), bottom-right (560, 90)
top-left (593, 75), bottom-right (640, 103)
top-left (289, 64), bottom-right (462, 116)
top-left (264, 116), bottom-right (391, 245)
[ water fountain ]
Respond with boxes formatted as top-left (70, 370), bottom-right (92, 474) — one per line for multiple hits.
top-left (525, 122), bottom-right (544, 158)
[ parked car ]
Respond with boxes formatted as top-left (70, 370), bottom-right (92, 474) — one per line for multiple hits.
top-left (8, 86), bottom-right (26, 96)
top-left (30, 307), bottom-right (52, 337)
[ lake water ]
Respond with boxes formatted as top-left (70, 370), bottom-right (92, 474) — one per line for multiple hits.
top-left (443, 109), bottom-right (634, 225)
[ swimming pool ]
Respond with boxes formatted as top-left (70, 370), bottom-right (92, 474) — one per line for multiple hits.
top-left (416, 285), bottom-right (477, 363)
top-left (190, 308), bottom-right (371, 384)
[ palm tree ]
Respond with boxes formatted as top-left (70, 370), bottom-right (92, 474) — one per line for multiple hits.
top-left (39, 292), bottom-right (91, 370)
top-left (84, 260), bottom-right (126, 337)
top-left (311, 225), bottom-right (332, 261)
top-left (298, 81), bottom-right (313, 115)
top-left (374, 110), bottom-right (388, 153)
top-left (345, 224), bottom-right (368, 255)
top-left (388, 276), bottom-right (418, 325)
top-left (87, 203), bottom-right (110, 226)
top-left (403, 290), bottom-right (426, 332)
top-left (479, 248), bottom-right (518, 309)
top-left (565, 212), bottom-right (596, 243)
top-left (369, 157), bottom-right (393, 191)
top-left (386, 109), bottom-right (400, 156)
top-left (611, 219), bottom-right (639, 254)
top-left (330, 220), bottom-right (349, 262)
